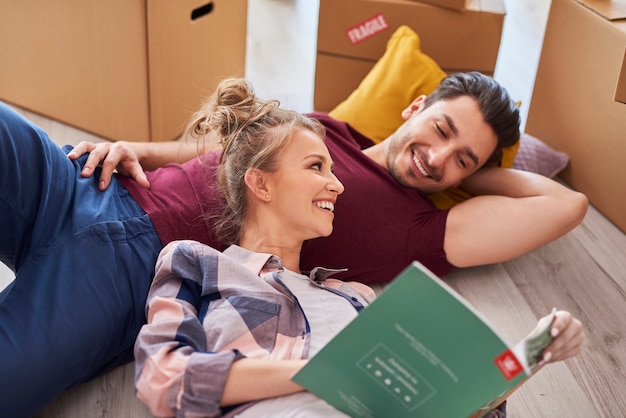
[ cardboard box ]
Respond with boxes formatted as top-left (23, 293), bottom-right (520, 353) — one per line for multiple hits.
top-left (616, 49), bottom-right (626, 104)
top-left (525, 0), bottom-right (626, 232)
top-left (0, 0), bottom-right (247, 142)
top-left (314, 0), bottom-right (505, 111)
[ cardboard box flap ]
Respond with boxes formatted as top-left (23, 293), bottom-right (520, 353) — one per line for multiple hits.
top-left (616, 48), bottom-right (626, 103)
top-left (577, 0), bottom-right (626, 20)
top-left (404, 0), bottom-right (504, 12)
top-left (405, 0), bottom-right (467, 11)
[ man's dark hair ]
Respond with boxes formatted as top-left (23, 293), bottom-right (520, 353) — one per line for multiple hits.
top-left (423, 71), bottom-right (521, 167)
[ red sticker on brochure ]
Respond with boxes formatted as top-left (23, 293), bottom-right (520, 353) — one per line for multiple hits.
top-left (494, 349), bottom-right (524, 381)
top-left (345, 13), bottom-right (389, 45)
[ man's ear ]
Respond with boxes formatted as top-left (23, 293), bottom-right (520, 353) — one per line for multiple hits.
top-left (244, 168), bottom-right (270, 202)
top-left (401, 95), bottom-right (427, 120)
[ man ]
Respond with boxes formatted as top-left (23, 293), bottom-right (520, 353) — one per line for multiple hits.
top-left (72, 72), bottom-right (588, 282)
top-left (0, 73), bottom-right (586, 417)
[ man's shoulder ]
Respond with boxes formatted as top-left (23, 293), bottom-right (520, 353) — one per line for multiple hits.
top-left (308, 112), bottom-right (376, 150)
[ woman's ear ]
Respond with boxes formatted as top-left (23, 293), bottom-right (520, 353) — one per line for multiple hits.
top-left (244, 168), bottom-right (271, 202)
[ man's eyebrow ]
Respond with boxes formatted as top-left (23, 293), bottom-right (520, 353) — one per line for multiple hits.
top-left (443, 114), bottom-right (459, 136)
top-left (443, 113), bottom-right (479, 166)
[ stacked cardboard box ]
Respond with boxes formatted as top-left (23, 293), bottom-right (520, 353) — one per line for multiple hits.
top-left (314, 0), bottom-right (506, 112)
top-left (525, 0), bottom-right (626, 232)
top-left (0, 0), bottom-right (248, 142)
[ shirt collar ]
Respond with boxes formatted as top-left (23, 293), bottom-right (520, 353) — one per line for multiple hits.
top-left (223, 245), bottom-right (347, 281)
top-left (223, 245), bottom-right (280, 275)
top-left (306, 266), bottom-right (348, 283)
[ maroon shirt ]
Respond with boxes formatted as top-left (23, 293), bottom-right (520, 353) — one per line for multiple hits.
top-left (120, 152), bottom-right (224, 251)
top-left (121, 113), bottom-right (454, 284)
top-left (300, 113), bottom-right (453, 282)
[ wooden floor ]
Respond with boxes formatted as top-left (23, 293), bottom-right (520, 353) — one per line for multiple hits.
top-left (2, 0), bottom-right (625, 416)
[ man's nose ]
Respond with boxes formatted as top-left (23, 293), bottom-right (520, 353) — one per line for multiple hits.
top-left (427, 145), bottom-right (454, 167)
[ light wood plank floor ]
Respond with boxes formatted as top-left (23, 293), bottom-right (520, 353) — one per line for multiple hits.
top-left (2, 0), bottom-right (624, 416)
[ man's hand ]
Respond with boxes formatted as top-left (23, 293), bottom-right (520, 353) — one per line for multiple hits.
top-left (67, 137), bottom-right (220, 191)
top-left (68, 141), bottom-right (150, 191)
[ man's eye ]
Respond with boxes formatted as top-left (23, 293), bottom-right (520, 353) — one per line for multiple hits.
top-left (457, 155), bottom-right (467, 169)
top-left (436, 123), bottom-right (448, 139)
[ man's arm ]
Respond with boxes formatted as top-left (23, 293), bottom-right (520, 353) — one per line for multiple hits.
top-left (68, 136), bottom-right (219, 190)
top-left (444, 168), bottom-right (588, 267)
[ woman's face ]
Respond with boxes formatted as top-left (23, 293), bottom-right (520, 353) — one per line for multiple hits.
top-left (266, 128), bottom-right (344, 241)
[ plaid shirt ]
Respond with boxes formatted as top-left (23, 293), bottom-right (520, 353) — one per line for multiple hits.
top-left (134, 240), bottom-right (375, 417)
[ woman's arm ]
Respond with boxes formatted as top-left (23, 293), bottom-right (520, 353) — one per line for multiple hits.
top-left (221, 358), bottom-right (306, 406)
top-left (444, 168), bottom-right (588, 267)
top-left (136, 298), bottom-right (306, 416)
top-left (135, 241), bottom-right (306, 417)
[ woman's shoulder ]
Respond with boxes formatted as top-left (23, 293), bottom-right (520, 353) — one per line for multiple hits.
top-left (162, 239), bottom-right (221, 255)
top-left (160, 241), bottom-right (262, 276)
top-left (157, 240), bottom-right (224, 275)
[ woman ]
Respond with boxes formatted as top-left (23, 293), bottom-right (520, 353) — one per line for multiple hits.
top-left (133, 79), bottom-right (584, 417)
top-left (133, 78), bottom-right (375, 417)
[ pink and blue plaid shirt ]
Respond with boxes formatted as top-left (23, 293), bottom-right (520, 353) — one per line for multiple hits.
top-left (134, 240), bottom-right (375, 417)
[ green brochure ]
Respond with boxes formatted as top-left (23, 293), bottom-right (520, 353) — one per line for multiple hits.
top-left (293, 261), bottom-right (556, 418)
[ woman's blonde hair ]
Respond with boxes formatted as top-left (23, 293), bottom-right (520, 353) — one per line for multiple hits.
top-left (186, 78), bottom-right (326, 245)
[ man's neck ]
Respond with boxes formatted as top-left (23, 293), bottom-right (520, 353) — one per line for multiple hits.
top-left (361, 140), bottom-right (388, 170)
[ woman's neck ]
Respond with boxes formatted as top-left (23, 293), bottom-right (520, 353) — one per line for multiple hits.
top-left (239, 234), bottom-right (303, 273)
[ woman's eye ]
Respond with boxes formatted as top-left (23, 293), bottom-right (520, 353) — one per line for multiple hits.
top-left (311, 162), bottom-right (322, 170)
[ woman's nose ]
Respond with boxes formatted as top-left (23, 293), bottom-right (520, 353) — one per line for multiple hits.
top-left (328, 174), bottom-right (344, 195)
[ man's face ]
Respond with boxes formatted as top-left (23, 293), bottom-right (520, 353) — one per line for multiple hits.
top-left (385, 95), bottom-right (498, 193)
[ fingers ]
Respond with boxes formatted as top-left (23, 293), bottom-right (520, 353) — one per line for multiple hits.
top-left (97, 154), bottom-right (119, 191)
top-left (124, 165), bottom-right (151, 189)
top-left (541, 311), bottom-right (585, 364)
top-left (66, 141), bottom-right (113, 179)
top-left (67, 141), bottom-right (97, 160)
top-left (67, 140), bottom-right (149, 191)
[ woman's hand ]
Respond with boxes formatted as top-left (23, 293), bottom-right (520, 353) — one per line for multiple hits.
top-left (538, 310), bottom-right (585, 364)
top-left (68, 141), bottom-right (149, 191)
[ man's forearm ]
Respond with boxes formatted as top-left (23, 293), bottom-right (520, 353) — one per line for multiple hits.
top-left (131, 136), bottom-right (220, 171)
top-left (445, 167), bottom-right (588, 267)
top-left (459, 167), bottom-right (572, 198)
top-left (135, 140), bottom-right (198, 170)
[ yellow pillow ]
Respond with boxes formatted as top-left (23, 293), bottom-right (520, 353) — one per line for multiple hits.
top-left (330, 25), bottom-right (446, 143)
top-left (329, 25), bottom-right (520, 209)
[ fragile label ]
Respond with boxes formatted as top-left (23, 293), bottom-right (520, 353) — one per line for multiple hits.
top-left (345, 14), bottom-right (389, 45)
